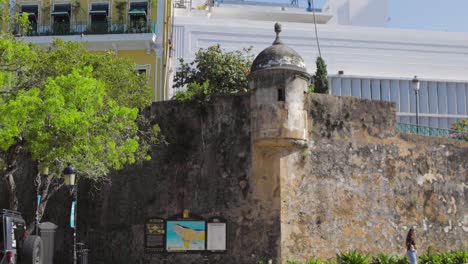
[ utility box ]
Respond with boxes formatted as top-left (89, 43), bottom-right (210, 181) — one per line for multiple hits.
top-left (38, 222), bottom-right (58, 264)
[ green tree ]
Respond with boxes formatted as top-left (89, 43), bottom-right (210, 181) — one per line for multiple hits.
top-left (313, 56), bottom-right (329, 94)
top-left (173, 44), bottom-right (253, 101)
top-left (174, 81), bottom-right (210, 104)
top-left (0, 36), bottom-right (159, 230)
top-left (15, 39), bottom-right (151, 110)
top-left (0, 1), bottom-right (31, 36)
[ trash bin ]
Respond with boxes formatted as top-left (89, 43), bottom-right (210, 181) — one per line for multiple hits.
top-left (38, 222), bottom-right (58, 264)
top-left (77, 242), bottom-right (89, 264)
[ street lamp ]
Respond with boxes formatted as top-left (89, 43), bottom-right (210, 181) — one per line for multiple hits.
top-left (411, 76), bottom-right (421, 129)
top-left (63, 164), bottom-right (77, 264)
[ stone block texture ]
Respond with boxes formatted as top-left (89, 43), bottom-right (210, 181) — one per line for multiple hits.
top-left (1, 94), bottom-right (466, 264)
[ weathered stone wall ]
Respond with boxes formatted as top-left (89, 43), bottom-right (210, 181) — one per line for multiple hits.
top-left (53, 95), bottom-right (277, 264)
top-left (280, 94), bottom-right (467, 261)
top-left (2, 93), bottom-right (466, 264)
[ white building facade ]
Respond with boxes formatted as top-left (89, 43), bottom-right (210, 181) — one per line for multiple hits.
top-left (170, 0), bottom-right (468, 129)
top-left (325, 0), bottom-right (388, 27)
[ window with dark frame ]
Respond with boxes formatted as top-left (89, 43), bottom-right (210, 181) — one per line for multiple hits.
top-left (20, 5), bottom-right (39, 34)
top-left (278, 88), bottom-right (285, 101)
top-left (129, 2), bottom-right (148, 32)
top-left (89, 3), bottom-right (109, 33)
top-left (51, 4), bottom-right (71, 34)
top-left (137, 68), bottom-right (147, 75)
top-left (20, 5), bottom-right (38, 17)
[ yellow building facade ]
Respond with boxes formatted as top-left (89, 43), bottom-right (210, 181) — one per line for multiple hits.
top-left (4, 0), bottom-right (172, 101)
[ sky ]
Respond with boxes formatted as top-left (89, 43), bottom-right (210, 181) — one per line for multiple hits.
top-left (388, 0), bottom-right (468, 32)
top-left (241, 0), bottom-right (468, 33)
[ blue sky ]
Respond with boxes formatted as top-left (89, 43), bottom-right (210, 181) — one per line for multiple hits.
top-left (252, 0), bottom-right (468, 32)
top-left (389, 0), bottom-right (468, 32)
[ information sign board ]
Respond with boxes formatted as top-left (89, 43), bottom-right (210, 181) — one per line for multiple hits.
top-left (207, 217), bottom-right (227, 252)
top-left (145, 218), bottom-right (166, 253)
top-left (166, 220), bottom-right (206, 252)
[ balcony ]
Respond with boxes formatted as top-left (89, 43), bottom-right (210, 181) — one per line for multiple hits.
top-left (24, 21), bottom-right (156, 36)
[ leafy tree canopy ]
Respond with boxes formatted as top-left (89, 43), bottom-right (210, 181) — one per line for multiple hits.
top-left (0, 67), bottom-right (141, 177)
top-left (12, 39), bottom-right (152, 109)
top-left (0, 35), bottom-right (160, 213)
top-left (173, 44), bottom-right (253, 101)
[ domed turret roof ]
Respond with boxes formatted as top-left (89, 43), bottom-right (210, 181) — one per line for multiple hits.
top-left (250, 23), bottom-right (307, 74)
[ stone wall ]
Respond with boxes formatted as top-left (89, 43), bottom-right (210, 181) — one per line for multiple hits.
top-left (52, 95), bottom-right (276, 264)
top-left (280, 94), bottom-right (467, 261)
top-left (1, 93), bottom-right (466, 264)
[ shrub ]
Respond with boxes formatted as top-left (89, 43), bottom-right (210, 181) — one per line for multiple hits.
top-left (394, 255), bottom-right (410, 264)
top-left (305, 259), bottom-right (327, 264)
top-left (285, 250), bottom-right (467, 264)
top-left (452, 249), bottom-right (468, 264)
top-left (174, 81), bottom-right (210, 104)
top-left (173, 44), bottom-right (253, 101)
top-left (420, 249), bottom-right (468, 264)
top-left (372, 253), bottom-right (397, 264)
top-left (337, 250), bottom-right (370, 264)
top-left (449, 119), bottom-right (468, 141)
top-left (312, 56), bottom-right (329, 94)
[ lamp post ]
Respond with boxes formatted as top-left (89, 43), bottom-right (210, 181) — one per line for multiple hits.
top-left (411, 76), bottom-right (420, 131)
top-left (63, 164), bottom-right (77, 264)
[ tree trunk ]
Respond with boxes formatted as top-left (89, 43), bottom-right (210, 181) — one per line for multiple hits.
top-left (1, 142), bottom-right (24, 211)
top-left (5, 170), bottom-right (19, 211)
top-left (25, 173), bottom-right (63, 235)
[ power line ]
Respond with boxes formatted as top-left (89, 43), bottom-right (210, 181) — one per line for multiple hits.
top-left (310, 0), bottom-right (322, 58)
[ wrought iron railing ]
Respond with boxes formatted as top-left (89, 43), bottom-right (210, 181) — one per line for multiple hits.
top-left (396, 123), bottom-right (468, 141)
top-left (25, 21), bottom-right (156, 36)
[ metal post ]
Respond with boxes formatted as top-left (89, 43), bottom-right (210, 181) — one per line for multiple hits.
top-left (35, 194), bottom-right (41, 235)
top-left (415, 89), bottom-right (419, 134)
top-left (73, 186), bottom-right (77, 264)
top-left (63, 163), bottom-right (77, 264)
top-left (411, 76), bottom-right (420, 133)
top-left (415, 89), bottom-right (419, 126)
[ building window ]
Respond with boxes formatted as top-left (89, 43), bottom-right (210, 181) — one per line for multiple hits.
top-left (20, 5), bottom-right (38, 35)
top-left (137, 68), bottom-right (147, 75)
top-left (278, 88), bottom-right (285, 101)
top-left (51, 4), bottom-right (71, 35)
top-left (136, 65), bottom-right (150, 83)
top-left (128, 2), bottom-right (148, 32)
top-left (89, 3), bottom-right (109, 34)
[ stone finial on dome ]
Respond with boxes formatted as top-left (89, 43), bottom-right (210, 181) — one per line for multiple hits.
top-left (249, 22), bottom-right (309, 76)
top-left (273, 22), bottom-right (283, 45)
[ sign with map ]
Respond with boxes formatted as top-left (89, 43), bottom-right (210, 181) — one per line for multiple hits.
top-left (166, 220), bottom-right (206, 252)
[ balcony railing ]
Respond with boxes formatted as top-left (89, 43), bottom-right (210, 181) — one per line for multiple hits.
top-left (25, 21), bottom-right (156, 36)
top-left (396, 123), bottom-right (468, 141)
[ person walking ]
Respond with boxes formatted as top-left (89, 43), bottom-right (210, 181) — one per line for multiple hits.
top-left (406, 228), bottom-right (417, 264)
